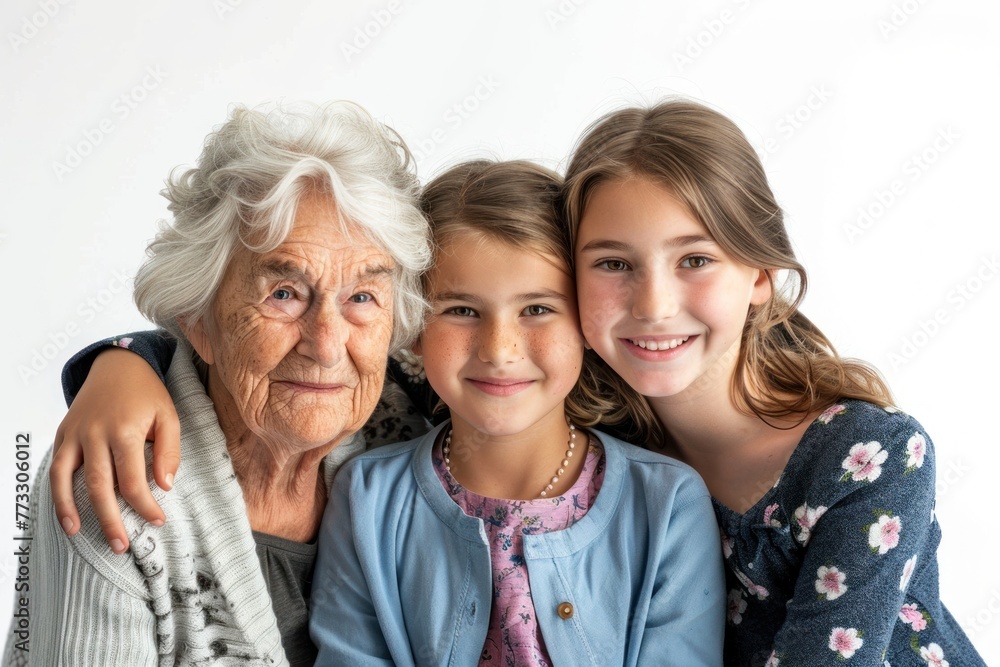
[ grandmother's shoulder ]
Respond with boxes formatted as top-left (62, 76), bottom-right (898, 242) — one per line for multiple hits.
top-left (53, 448), bottom-right (152, 597)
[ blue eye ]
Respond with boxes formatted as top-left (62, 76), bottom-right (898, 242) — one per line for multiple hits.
top-left (350, 293), bottom-right (373, 304)
top-left (445, 306), bottom-right (477, 317)
top-left (272, 288), bottom-right (293, 300)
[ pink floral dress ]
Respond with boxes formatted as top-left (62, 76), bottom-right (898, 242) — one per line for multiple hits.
top-left (433, 441), bottom-right (605, 666)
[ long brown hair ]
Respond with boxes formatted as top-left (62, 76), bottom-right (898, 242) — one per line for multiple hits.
top-left (563, 99), bottom-right (893, 447)
top-left (420, 159), bottom-right (629, 428)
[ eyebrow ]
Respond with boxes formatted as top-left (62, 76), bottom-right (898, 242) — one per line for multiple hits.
top-left (254, 259), bottom-right (394, 281)
top-left (431, 289), bottom-right (570, 303)
top-left (578, 235), bottom-right (716, 253)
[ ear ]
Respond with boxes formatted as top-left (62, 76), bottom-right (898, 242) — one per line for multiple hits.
top-left (750, 268), bottom-right (774, 306)
top-left (180, 316), bottom-right (215, 365)
top-left (410, 334), bottom-right (423, 356)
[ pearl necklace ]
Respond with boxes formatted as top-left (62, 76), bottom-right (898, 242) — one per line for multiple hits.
top-left (442, 419), bottom-right (578, 499)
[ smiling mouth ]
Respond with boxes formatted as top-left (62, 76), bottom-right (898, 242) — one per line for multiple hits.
top-left (466, 378), bottom-right (535, 396)
top-left (276, 381), bottom-right (346, 392)
top-left (626, 336), bottom-right (691, 351)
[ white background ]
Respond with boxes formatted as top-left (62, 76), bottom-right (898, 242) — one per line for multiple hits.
top-left (2, 0), bottom-right (998, 661)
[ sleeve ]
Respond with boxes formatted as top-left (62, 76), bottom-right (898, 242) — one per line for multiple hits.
top-left (768, 416), bottom-right (937, 665)
top-left (637, 475), bottom-right (726, 666)
top-left (61, 329), bottom-right (177, 406)
top-left (3, 451), bottom-right (158, 665)
top-left (309, 463), bottom-right (398, 667)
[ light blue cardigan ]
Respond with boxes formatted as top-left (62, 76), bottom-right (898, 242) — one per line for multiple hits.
top-left (310, 423), bottom-right (725, 666)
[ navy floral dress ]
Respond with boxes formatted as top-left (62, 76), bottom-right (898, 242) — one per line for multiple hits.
top-left (718, 400), bottom-right (984, 666)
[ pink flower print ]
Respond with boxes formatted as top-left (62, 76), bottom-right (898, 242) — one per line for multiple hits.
top-left (721, 529), bottom-right (733, 559)
top-left (900, 554), bottom-right (918, 592)
top-left (727, 589), bottom-right (747, 625)
top-left (765, 651), bottom-right (780, 667)
top-left (793, 503), bottom-right (828, 545)
top-left (867, 514), bottom-right (902, 555)
top-left (763, 503), bottom-right (781, 528)
top-left (828, 627), bottom-right (864, 659)
top-left (899, 603), bottom-right (928, 631)
top-left (818, 404), bottom-right (847, 424)
top-left (815, 565), bottom-right (848, 600)
top-left (115, 337), bottom-right (133, 349)
top-left (919, 643), bottom-right (949, 667)
top-left (841, 441), bottom-right (888, 483)
top-left (906, 433), bottom-right (927, 471)
top-left (733, 568), bottom-right (769, 600)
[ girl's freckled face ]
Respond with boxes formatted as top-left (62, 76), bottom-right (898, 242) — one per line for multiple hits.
top-left (415, 233), bottom-right (585, 439)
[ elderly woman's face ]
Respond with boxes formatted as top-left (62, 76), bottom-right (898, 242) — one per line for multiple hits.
top-left (189, 189), bottom-right (395, 450)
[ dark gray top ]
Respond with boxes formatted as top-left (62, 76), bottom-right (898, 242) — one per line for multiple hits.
top-left (253, 531), bottom-right (317, 667)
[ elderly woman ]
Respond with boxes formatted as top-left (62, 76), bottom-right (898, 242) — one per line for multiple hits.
top-left (5, 102), bottom-right (431, 666)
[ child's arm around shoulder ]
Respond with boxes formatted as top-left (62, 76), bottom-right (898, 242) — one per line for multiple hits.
top-left (618, 439), bottom-right (727, 666)
top-left (770, 403), bottom-right (939, 663)
top-left (52, 330), bottom-right (179, 552)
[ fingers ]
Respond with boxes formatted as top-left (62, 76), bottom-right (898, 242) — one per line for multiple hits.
top-left (150, 406), bottom-right (181, 493)
top-left (83, 442), bottom-right (131, 554)
top-left (111, 430), bottom-right (166, 529)
top-left (50, 424), bottom-right (84, 537)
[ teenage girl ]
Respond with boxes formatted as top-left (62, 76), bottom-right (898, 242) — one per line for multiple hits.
top-left (560, 100), bottom-right (984, 666)
top-left (49, 160), bottom-right (725, 665)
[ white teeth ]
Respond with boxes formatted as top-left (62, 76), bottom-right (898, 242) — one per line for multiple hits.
top-left (630, 337), bottom-right (689, 351)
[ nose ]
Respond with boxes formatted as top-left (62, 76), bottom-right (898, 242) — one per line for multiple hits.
top-left (478, 317), bottom-right (521, 366)
top-left (296, 299), bottom-right (348, 368)
top-left (631, 268), bottom-right (679, 323)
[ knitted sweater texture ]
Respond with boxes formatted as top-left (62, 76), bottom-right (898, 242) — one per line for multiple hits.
top-left (3, 341), bottom-right (364, 666)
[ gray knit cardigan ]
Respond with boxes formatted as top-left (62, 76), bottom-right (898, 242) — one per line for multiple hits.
top-left (3, 341), bottom-right (365, 666)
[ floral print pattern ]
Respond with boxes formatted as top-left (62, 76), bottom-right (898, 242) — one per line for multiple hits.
top-left (729, 590), bottom-right (747, 625)
top-left (919, 642), bottom-right (949, 667)
top-left (713, 401), bottom-right (985, 666)
top-left (840, 441), bottom-right (889, 483)
top-left (391, 349), bottom-right (426, 383)
top-left (906, 433), bottom-right (927, 472)
top-left (434, 441), bottom-right (605, 667)
top-left (829, 627), bottom-right (864, 659)
top-left (818, 404), bottom-right (847, 424)
top-left (815, 565), bottom-right (848, 601)
top-left (793, 503), bottom-right (827, 546)
top-left (867, 514), bottom-right (902, 555)
top-left (900, 554), bottom-right (917, 592)
top-left (899, 603), bottom-right (928, 631)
